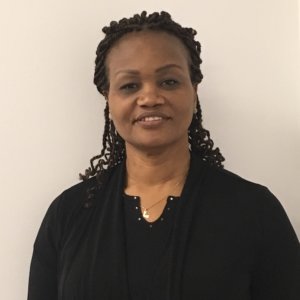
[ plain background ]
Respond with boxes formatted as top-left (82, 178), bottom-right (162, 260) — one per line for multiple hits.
top-left (0, 0), bottom-right (299, 299)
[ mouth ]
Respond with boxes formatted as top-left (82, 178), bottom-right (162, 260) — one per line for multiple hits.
top-left (134, 112), bottom-right (170, 123)
top-left (138, 116), bottom-right (163, 122)
top-left (134, 112), bottom-right (170, 127)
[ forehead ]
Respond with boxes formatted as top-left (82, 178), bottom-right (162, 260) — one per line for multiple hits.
top-left (105, 30), bottom-right (190, 73)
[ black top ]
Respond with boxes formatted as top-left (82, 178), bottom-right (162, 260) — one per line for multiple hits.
top-left (123, 194), bottom-right (179, 299)
top-left (27, 154), bottom-right (300, 300)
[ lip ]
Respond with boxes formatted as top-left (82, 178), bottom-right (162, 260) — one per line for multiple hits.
top-left (134, 111), bottom-right (170, 123)
top-left (133, 111), bottom-right (171, 129)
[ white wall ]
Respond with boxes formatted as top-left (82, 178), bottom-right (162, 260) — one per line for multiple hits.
top-left (0, 0), bottom-right (299, 299)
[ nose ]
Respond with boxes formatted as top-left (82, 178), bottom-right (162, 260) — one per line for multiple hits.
top-left (136, 84), bottom-right (165, 107)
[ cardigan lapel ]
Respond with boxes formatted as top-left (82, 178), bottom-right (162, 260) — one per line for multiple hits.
top-left (87, 161), bottom-right (131, 300)
top-left (166, 154), bottom-right (208, 300)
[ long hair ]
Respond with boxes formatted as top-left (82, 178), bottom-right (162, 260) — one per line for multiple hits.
top-left (80, 11), bottom-right (225, 207)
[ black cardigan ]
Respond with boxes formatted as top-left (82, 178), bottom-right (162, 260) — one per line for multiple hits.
top-left (28, 154), bottom-right (300, 299)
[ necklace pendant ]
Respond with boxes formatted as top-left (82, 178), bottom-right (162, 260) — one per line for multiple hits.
top-left (143, 209), bottom-right (150, 219)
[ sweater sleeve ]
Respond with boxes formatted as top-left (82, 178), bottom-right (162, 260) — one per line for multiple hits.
top-left (251, 188), bottom-right (300, 299)
top-left (27, 197), bottom-right (62, 300)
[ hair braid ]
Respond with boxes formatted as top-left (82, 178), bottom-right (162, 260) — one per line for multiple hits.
top-left (80, 11), bottom-right (225, 207)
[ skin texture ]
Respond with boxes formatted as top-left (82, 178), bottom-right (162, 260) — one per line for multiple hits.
top-left (105, 30), bottom-right (197, 221)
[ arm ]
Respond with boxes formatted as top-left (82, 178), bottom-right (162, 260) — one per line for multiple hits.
top-left (27, 199), bottom-right (61, 300)
top-left (251, 188), bottom-right (300, 299)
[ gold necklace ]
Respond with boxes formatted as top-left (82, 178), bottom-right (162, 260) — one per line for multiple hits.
top-left (140, 175), bottom-right (188, 219)
top-left (141, 196), bottom-right (167, 219)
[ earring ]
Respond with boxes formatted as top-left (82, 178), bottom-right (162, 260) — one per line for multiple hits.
top-left (109, 112), bottom-right (112, 120)
top-left (194, 107), bottom-right (197, 114)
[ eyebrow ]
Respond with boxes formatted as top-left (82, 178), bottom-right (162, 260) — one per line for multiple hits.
top-left (114, 64), bottom-right (183, 76)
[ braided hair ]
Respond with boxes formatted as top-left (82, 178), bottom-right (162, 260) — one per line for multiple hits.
top-left (80, 11), bottom-right (225, 207)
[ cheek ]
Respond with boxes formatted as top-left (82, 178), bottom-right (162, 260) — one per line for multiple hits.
top-left (181, 103), bottom-right (196, 129)
top-left (108, 101), bottom-right (132, 133)
top-left (108, 96), bottom-right (122, 119)
top-left (177, 95), bottom-right (195, 120)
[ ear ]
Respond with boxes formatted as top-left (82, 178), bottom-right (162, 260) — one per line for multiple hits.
top-left (103, 88), bottom-right (109, 99)
top-left (193, 84), bottom-right (198, 112)
top-left (104, 97), bottom-right (112, 120)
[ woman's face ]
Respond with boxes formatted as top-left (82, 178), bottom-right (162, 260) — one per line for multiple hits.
top-left (106, 30), bottom-right (197, 153)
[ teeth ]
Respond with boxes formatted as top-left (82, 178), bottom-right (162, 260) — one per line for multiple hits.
top-left (142, 116), bottom-right (162, 122)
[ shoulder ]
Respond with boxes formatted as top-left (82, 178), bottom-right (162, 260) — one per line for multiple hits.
top-left (190, 153), bottom-right (283, 213)
top-left (205, 164), bottom-right (267, 195)
top-left (191, 153), bottom-right (266, 194)
top-left (49, 176), bottom-right (96, 213)
top-left (47, 164), bottom-right (122, 220)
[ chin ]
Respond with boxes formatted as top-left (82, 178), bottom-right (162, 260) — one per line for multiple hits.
top-left (126, 137), bottom-right (185, 154)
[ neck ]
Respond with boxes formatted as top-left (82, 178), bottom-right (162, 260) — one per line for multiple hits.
top-left (125, 143), bottom-right (190, 190)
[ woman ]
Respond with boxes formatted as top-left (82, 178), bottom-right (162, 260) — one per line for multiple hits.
top-left (28, 11), bottom-right (300, 300)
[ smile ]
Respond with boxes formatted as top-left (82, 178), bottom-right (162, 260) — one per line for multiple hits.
top-left (134, 113), bottom-right (170, 128)
top-left (140, 116), bottom-right (163, 122)
top-left (134, 112), bottom-right (170, 124)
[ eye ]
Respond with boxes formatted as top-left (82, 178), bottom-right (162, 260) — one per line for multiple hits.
top-left (120, 83), bottom-right (138, 91)
top-left (161, 79), bottom-right (179, 88)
